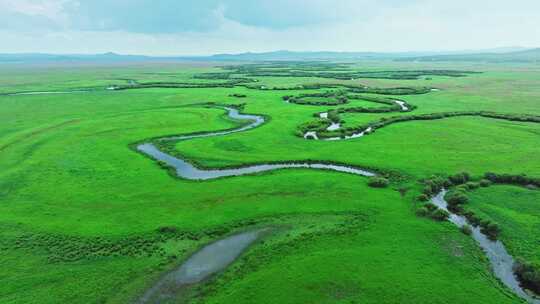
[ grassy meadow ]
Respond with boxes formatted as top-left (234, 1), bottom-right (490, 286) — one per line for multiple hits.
top-left (466, 185), bottom-right (540, 267)
top-left (0, 61), bottom-right (539, 303)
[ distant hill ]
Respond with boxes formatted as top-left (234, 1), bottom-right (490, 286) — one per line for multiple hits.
top-left (0, 50), bottom-right (416, 64)
top-left (397, 48), bottom-right (540, 63)
top-left (208, 49), bottom-right (530, 61)
top-left (209, 50), bottom-right (416, 61)
top-left (1, 48), bottom-right (538, 64)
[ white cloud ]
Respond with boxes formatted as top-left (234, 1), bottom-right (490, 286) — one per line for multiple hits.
top-left (0, 0), bottom-right (70, 20)
top-left (0, 0), bottom-right (539, 54)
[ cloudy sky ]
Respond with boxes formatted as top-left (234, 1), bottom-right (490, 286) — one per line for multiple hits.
top-left (1, 0), bottom-right (539, 55)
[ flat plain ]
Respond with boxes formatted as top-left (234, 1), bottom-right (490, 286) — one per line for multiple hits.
top-left (1, 60), bottom-right (539, 303)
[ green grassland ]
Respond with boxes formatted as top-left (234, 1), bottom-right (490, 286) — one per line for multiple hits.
top-left (466, 185), bottom-right (540, 267)
top-left (1, 61), bottom-right (539, 303)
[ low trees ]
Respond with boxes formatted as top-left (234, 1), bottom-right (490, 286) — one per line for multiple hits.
top-left (480, 221), bottom-right (501, 240)
top-left (416, 203), bottom-right (449, 221)
top-left (514, 261), bottom-right (540, 294)
top-left (460, 224), bottom-right (472, 235)
top-left (367, 177), bottom-right (389, 188)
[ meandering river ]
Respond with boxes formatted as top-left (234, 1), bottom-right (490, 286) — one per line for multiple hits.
top-left (137, 107), bottom-right (375, 180)
top-left (136, 105), bottom-right (538, 303)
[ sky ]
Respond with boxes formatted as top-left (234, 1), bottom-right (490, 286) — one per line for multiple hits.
top-left (1, 0), bottom-right (539, 55)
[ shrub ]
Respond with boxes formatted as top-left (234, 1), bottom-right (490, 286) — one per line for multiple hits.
top-left (157, 160), bottom-right (169, 169)
top-left (465, 182), bottom-right (480, 190)
top-left (460, 224), bottom-right (472, 235)
top-left (446, 191), bottom-right (469, 206)
top-left (484, 172), bottom-right (498, 181)
top-left (417, 194), bottom-right (429, 202)
top-left (449, 172), bottom-right (470, 185)
top-left (424, 203), bottom-right (438, 212)
top-left (480, 221), bottom-right (501, 240)
top-left (415, 203), bottom-right (444, 220)
top-left (367, 177), bottom-right (389, 188)
top-left (514, 261), bottom-right (540, 294)
top-left (463, 211), bottom-right (482, 227)
top-left (423, 186), bottom-right (435, 196)
top-left (415, 207), bottom-right (429, 217)
top-left (157, 226), bottom-right (179, 234)
top-left (479, 179), bottom-right (492, 187)
top-left (229, 93), bottom-right (246, 98)
top-left (484, 172), bottom-right (540, 187)
top-left (422, 175), bottom-right (448, 195)
top-left (447, 203), bottom-right (464, 214)
top-left (455, 185), bottom-right (469, 193)
top-left (430, 209), bottom-right (450, 221)
top-left (327, 110), bottom-right (341, 123)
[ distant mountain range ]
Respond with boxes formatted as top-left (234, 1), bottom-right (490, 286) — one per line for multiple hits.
top-left (396, 48), bottom-right (540, 63)
top-left (208, 47), bottom-right (532, 61)
top-left (0, 47), bottom-right (538, 64)
top-left (209, 50), bottom-right (420, 61)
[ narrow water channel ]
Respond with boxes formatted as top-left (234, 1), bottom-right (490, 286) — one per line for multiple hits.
top-left (304, 99), bottom-right (407, 140)
top-left (432, 190), bottom-right (539, 304)
top-left (136, 106), bottom-right (375, 180)
top-left (5, 90), bottom-right (93, 96)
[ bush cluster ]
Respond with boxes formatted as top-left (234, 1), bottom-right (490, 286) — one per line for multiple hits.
top-left (416, 203), bottom-right (449, 221)
top-left (367, 177), bottom-right (389, 188)
top-left (349, 86), bottom-right (431, 95)
top-left (445, 190), bottom-right (469, 212)
top-left (193, 72), bottom-right (233, 80)
top-left (229, 93), bottom-right (247, 98)
top-left (297, 119), bottom-right (331, 136)
top-left (287, 91), bottom-right (348, 106)
top-left (445, 190), bottom-right (501, 240)
top-left (327, 110), bottom-right (341, 123)
top-left (422, 175), bottom-right (451, 196)
top-left (479, 221), bottom-right (501, 240)
top-left (229, 63), bottom-right (480, 81)
top-left (514, 261), bottom-right (540, 294)
top-left (484, 172), bottom-right (540, 188)
top-left (448, 172), bottom-right (470, 185)
top-left (460, 224), bottom-right (473, 235)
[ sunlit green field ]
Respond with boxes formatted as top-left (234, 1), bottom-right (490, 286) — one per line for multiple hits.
top-left (1, 61), bottom-right (539, 303)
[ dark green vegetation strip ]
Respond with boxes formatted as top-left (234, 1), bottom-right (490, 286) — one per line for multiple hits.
top-left (226, 62), bottom-right (480, 80)
top-left (110, 62), bottom-right (476, 91)
top-left (298, 105), bottom-right (540, 140)
top-left (283, 87), bottom-right (428, 106)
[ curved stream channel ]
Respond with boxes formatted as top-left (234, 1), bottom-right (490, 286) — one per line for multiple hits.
top-left (432, 191), bottom-right (539, 304)
top-left (136, 107), bottom-right (375, 180)
top-left (304, 100), bottom-right (407, 141)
